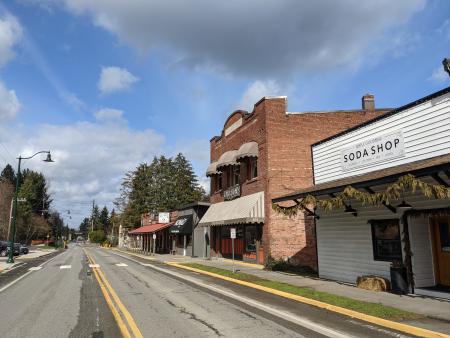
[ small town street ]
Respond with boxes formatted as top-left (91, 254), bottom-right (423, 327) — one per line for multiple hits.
top-left (0, 244), bottom-right (423, 338)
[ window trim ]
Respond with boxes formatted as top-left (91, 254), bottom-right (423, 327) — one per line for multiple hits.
top-left (370, 219), bottom-right (403, 262)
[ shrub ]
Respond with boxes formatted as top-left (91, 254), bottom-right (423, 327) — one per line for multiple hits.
top-left (265, 255), bottom-right (317, 277)
top-left (89, 230), bottom-right (106, 243)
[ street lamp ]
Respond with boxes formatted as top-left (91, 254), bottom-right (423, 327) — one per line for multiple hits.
top-left (7, 150), bottom-right (54, 264)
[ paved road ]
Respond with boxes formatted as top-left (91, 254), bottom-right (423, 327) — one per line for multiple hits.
top-left (0, 245), bottom-right (415, 338)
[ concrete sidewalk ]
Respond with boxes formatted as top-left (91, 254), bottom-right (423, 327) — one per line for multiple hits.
top-left (117, 248), bottom-right (450, 323)
top-left (0, 249), bottom-right (56, 272)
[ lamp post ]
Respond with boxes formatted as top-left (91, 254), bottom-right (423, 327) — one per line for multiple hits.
top-left (7, 151), bottom-right (54, 264)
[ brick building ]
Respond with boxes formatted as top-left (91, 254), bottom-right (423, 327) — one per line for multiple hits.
top-left (199, 94), bottom-right (390, 268)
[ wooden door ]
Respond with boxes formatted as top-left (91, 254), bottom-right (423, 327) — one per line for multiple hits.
top-left (433, 217), bottom-right (450, 286)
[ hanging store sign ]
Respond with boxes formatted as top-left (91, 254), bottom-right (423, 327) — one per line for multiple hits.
top-left (223, 184), bottom-right (241, 201)
top-left (340, 131), bottom-right (405, 171)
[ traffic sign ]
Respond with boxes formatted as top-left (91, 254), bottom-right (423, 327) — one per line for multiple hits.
top-left (153, 233), bottom-right (156, 240)
top-left (230, 228), bottom-right (236, 239)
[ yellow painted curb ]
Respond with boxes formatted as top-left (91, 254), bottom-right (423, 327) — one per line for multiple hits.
top-left (167, 262), bottom-right (450, 338)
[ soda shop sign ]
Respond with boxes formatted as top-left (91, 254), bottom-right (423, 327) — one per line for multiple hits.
top-left (340, 131), bottom-right (405, 171)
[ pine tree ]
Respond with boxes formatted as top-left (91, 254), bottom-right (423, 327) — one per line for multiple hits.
top-left (99, 206), bottom-right (109, 232)
top-left (1, 164), bottom-right (16, 186)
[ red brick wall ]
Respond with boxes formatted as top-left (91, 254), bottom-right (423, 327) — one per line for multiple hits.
top-left (208, 96), bottom-right (389, 269)
top-left (264, 98), bottom-right (389, 269)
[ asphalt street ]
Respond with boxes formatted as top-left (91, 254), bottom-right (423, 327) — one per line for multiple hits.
top-left (0, 245), bottom-right (417, 338)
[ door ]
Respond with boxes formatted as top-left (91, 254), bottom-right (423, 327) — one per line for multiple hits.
top-left (433, 217), bottom-right (450, 286)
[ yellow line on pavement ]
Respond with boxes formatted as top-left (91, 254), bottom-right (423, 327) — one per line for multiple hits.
top-left (167, 262), bottom-right (450, 338)
top-left (84, 250), bottom-right (143, 338)
top-left (85, 252), bottom-right (131, 338)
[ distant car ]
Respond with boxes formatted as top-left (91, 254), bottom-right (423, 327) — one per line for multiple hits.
top-left (0, 241), bottom-right (20, 256)
top-left (19, 244), bottom-right (29, 255)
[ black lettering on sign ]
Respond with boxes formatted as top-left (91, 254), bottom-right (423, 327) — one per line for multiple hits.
top-left (371, 146), bottom-right (376, 155)
top-left (385, 141), bottom-right (392, 150)
top-left (394, 138), bottom-right (399, 148)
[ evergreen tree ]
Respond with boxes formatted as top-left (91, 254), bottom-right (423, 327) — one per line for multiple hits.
top-left (99, 206), bottom-right (109, 232)
top-left (91, 204), bottom-right (100, 230)
top-left (79, 217), bottom-right (90, 238)
top-left (1, 164), bottom-right (16, 186)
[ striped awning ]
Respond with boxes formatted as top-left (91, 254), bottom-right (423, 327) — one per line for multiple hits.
top-left (236, 142), bottom-right (258, 160)
top-left (198, 191), bottom-right (264, 227)
top-left (216, 150), bottom-right (238, 169)
top-left (206, 161), bottom-right (221, 177)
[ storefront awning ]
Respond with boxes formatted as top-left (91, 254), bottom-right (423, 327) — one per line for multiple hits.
top-left (129, 223), bottom-right (173, 234)
top-left (273, 153), bottom-right (450, 203)
top-left (236, 141), bottom-right (258, 160)
top-left (216, 150), bottom-right (238, 169)
top-left (206, 161), bottom-right (221, 177)
top-left (170, 215), bottom-right (193, 234)
top-left (199, 191), bottom-right (264, 227)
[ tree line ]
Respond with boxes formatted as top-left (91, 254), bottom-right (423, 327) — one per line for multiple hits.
top-left (0, 163), bottom-right (67, 244)
top-left (78, 153), bottom-right (207, 239)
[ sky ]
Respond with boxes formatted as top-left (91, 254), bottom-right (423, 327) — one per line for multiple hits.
top-left (0, 0), bottom-right (449, 228)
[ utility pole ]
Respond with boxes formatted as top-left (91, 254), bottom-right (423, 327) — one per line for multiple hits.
top-left (91, 200), bottom-right (95, 232)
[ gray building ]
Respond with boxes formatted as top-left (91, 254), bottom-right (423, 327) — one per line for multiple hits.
top-left (170, 202), bottom-right (210, 257)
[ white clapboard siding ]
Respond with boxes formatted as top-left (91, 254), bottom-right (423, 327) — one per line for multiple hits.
top-left (409, 216), bottom-right (436, 288)
top-left (312, 91), bottom-right (450, 184)
top-left (316, 189), bottom-right (448, 285)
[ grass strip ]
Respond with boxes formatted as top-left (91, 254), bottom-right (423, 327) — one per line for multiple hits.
top-left (182, 263), bottom-right (421, 321)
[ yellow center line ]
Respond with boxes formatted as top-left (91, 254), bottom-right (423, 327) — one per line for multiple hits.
top-left (84, 249), bottom-right (143, 338)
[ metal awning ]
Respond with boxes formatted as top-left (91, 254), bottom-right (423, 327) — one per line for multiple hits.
top-left (236, 141), bottom-right (258, 160)
top-left (206, 161), bottom-right (221, 177)
top-left (128, 223), bottom-right (173, 234)
top-left (199, 191), bottom-right (264, 227)
top-left (216, 150), bottom-right (238, 169)
top-left (170, 215), bottom-right (193, 234)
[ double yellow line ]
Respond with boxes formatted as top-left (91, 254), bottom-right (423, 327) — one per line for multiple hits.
top-left (84, 250), bottom-right (143, 338)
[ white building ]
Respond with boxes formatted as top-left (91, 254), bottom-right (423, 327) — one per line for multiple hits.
top-left (273, 86), bottom-right (450, 298)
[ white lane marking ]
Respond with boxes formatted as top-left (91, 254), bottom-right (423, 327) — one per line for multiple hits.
top-left (0, 253), bottom-right (61, 293)
top-left (115, 263), bottom-right (128, 267)
top-left (89, 264), bottom-right (100, 268)
top-left (109, 251), bottom-right (354, 338)
top-left (60, 265), bottom-right (71, 269)
top-left (28, 267), bottom-right (42, 271)
top-left (140, 263), bottom-right (153, 267)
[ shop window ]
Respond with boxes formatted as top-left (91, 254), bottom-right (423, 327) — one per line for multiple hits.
top-left (247, 157), bottom-right (257, 180)
top-left (439, 222), bottom-right (450, 251)
top-left (245, 225), bottom-right (257, 252)
top-left (370, 219), bottom-right (402, 261)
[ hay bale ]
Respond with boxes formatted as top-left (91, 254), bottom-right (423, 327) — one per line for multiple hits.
top-left (356, 275), bottom-right (390, 292)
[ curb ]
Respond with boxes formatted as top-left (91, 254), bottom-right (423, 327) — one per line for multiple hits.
top-left (167, 262), bottom-right (450, 338)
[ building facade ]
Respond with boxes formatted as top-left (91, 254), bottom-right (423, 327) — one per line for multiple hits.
top-left (200, 95), bottom-right (389, 268)
top-left (170, 202), bottom-right (210, 257)
top-left (273, 87), bottom-right (450, 296)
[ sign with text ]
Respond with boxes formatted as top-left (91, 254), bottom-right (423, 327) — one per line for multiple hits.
top-left (230, 228), bottom-right (236, 239)
top-left (340, 131), bottom-right (405, 171)
top-left (158, 212), bottom-right (170, 223)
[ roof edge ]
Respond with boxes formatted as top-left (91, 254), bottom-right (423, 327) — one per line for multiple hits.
top-left (312, 86), bottom-right (450, 148)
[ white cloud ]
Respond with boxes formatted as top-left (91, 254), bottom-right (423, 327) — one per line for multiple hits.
top-left (0, 80), bottom-right (21, 120)
top-left (428, 66), bottom-right (448, 84)
top-left (94, 108), bottom-right (124, 122)
top-left (0, 13), bottom-right (22, 68)
top-left (0, 114), bottom-right (208, 227)
top-left (34, 0), bottom-right (425, 78)
top-left (97, 66), bottom-right (139, 94)
top-left (239, 80), bottom-right (284, 111)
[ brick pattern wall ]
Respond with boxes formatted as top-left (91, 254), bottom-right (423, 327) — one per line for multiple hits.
top-left (208, 97), bottom-right (389, 269)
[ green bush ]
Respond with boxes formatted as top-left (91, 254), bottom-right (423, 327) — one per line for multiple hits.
top-left (265, 255), bottom-right (317, 276)
top-left (89, 230), bottom-right (106, 243)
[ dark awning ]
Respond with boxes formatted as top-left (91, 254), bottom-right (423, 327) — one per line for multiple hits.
top-left (170, 215), bottom-right (193, 234)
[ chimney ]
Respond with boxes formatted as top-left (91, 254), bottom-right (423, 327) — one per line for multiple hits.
top-left (362, 94), bottom-right (375, 110)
